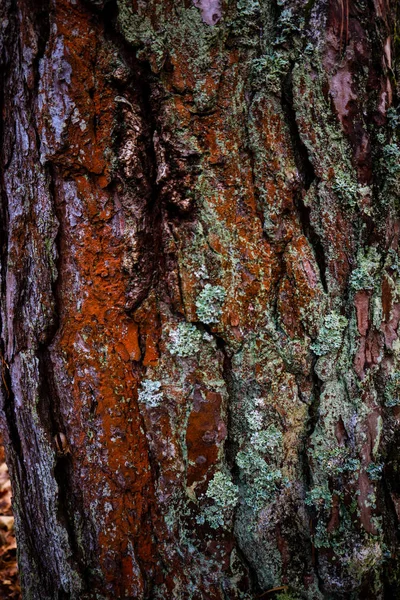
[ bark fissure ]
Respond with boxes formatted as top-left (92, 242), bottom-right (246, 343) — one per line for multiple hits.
top-left (281, 69), bottom-right (328, 294)
top-left (204, 324), bottom-right (259, 595)
top-left (0, 36), bottom-right (23, 467)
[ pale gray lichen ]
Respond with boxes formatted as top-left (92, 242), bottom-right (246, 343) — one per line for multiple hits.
top-left (199, 471), bottom-right (239, 529)
top-left (138, 380), bottom-right (163, 408)
top-left (350, 247), bottom-right (381, 291)
top-left (309, 445), bottom-right (360, 477)
top-left (206, 471), bottom-right (239, 507)
top-left (332, 171), bottom-right (358, 207)
top-left (311, 311), bottom-right (348, 356)
top-left (195, 284), bottom-right (226, 324)
top-left (236, 449), bottom-right (283, 510)
top-left (246, 408), bottom-right (264, 431)
top-left (168, 322), bottom-right (203, 357)
top-left (250, 425), bottom-right (283, 453)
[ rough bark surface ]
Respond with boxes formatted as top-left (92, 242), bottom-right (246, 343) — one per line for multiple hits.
top-left (0, 0), bottom-right (400, 598)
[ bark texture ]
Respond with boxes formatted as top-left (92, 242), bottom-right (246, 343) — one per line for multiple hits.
top-left (0, 0), bottom-right (400, 598)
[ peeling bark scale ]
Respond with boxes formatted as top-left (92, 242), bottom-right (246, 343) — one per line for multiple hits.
top-left (0, 0), bottom-right (400, 598)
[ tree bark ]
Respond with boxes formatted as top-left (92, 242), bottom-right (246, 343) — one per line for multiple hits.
top-left (0, 0), bottom-right (399, 598)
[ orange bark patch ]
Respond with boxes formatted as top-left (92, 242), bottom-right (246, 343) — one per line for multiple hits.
top-left (53, 171), bottom-right (158, 593)
top-left (186, 389), bottom-right (225, 487)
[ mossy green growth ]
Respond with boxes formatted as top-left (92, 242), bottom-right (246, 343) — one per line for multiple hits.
top-left (311, 312), bottom-right (348, 356)
top-left (230, 0), bottom-right (262, 47)
top-left (276, 592), bottom-right (300, 600)
top-left (236, 0), bottom-right (260, 18)
top-left (292, 60), bottom-right (359, 201)
top-left (116, 0), bottom-right (155, 48)
top-left (195, 284), bottom-right (226, 324)
top-left (168, 322), bottom-right (202, 357)
top-left (387, 248), bottom-right (400, 276)
top-left (312, 502), bottom-right (356, 553)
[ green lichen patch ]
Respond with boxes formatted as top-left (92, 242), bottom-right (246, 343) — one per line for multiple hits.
top-left (251, 52), bottom-right (290, 93)
top-left (229, 0), bottom-right (262, 47)
top-left (311, 312), bottom-right (348, 356)
top-left (275, 7), bottom-right (303, 42)
top-left (366, 462), bottom-right (384, 481)
top-left (276, 592), bottom-right (300, 600)
top-left (168, 322), bottom-right (203, 357)
top-left (246, 407), bottom-right (264, 431)
top-left (332, 170), bottom-right (359, 208)
top-left (198, 471), bottom-right (239, 529)
top-left (381, 143), bottom-right (400, 186)
top-left (350, 247), bottom-right (381, 291)
top-left (304, 483), bottom-right (332, 512)
top-left (195, 284), bottom-right (226, 324)
top-left (206, 471), bottom-right (239, 507)
top-left (387, 107), bottom-right (400, 130)
top-left (305, 484), bottom-right (333, 510)
top-left (384, 372), bottom-right (400, 407)
top-left (309, 445), bottom-right (360, 478)
top-left (236, 448), bottom-right (284, 510)
top-left (250, 424), bottom-right (283, 453)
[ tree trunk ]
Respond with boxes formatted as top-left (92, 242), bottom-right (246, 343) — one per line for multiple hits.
top-left (0, 0), bottom-right (399, 598)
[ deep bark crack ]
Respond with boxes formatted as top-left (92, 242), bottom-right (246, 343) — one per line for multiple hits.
top-left (281, 67), bottom-right (328, 294)
top-left (0, 1), bottom-right (23, 464)
top-left (200, 323), bottom-right (259, 594)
